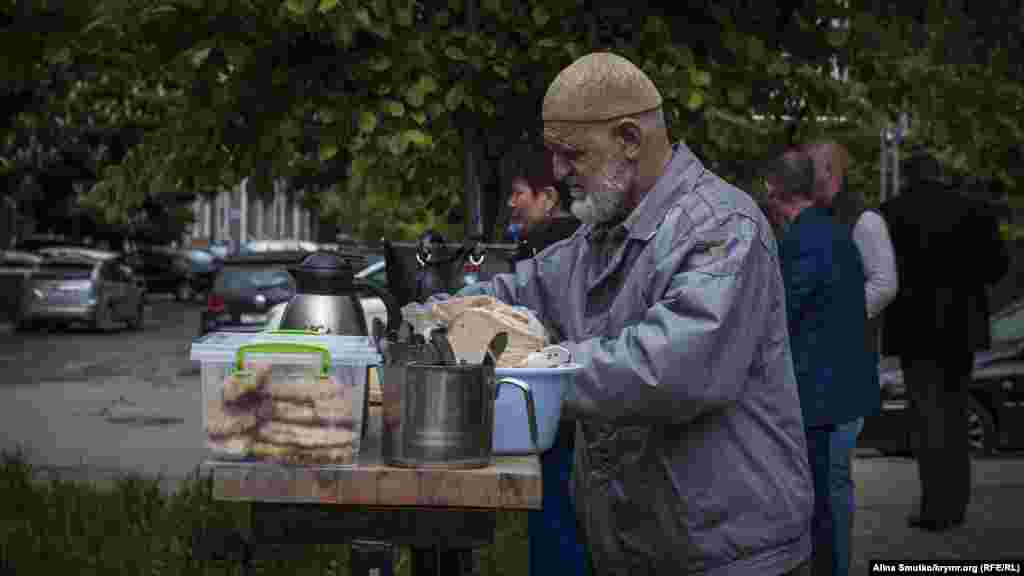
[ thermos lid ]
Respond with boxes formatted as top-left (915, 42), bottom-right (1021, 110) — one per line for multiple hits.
top-left (290, 251), bottom-right (356, 295)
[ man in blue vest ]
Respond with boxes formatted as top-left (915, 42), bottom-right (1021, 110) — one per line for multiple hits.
top-left (764, 148), bottom-right (880, 575)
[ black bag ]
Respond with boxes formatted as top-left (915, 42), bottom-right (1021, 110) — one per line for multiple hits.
top-left (383, 238), bottom-right (518, 308)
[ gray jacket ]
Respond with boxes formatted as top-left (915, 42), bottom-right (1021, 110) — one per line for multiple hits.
top-left (459, 143), bottom-right (813, 575)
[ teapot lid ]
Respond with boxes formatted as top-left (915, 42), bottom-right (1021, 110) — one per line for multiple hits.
top-left (290, 251), bottom-right (356, 295)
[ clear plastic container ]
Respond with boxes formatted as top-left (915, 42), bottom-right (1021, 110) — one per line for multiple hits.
top-left (190, 332), bottom-right (381, 465)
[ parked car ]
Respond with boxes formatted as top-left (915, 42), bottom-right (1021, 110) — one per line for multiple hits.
top-left (860, 299), bottom-right (1024, 456)
top-left (181, 249), bottom-right (224, 294)
top-left (14, 234), bottom-right (93, 252)
top-left (18, 254), bottom-right (145, 331)
top-left (37, 247), bottom-right (121, 262)
top-left (239, 239), bottom-right (319, 254)
top-left (199, 252), bottom-right (303, 336)
top-left (125, 247), bottom-right (205, 302)
top-left (0, 250), bottom-right (42, 271)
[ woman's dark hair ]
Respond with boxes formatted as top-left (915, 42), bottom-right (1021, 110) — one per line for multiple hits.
top-left (828, 177), bottom-right (867, 231)
top-left (510, 147), bottom-right (572, 212)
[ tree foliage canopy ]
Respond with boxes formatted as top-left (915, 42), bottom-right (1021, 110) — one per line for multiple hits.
top-left (3, 0), bottom-right (1022, 241)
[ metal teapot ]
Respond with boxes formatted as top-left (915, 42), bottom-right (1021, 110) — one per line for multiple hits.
top-left (279, 251), bottom-right (401, 336)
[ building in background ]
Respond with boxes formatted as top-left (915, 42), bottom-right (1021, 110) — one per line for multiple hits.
top-left (185, 177), bottom-right (316, 252)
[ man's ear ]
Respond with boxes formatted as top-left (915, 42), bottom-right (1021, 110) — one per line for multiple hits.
top-left (540, 186), bottom-right (559, 210)
top-left (612, 118), bottom-right (643, 161)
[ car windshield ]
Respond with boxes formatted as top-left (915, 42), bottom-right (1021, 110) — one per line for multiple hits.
top-left (990, 302), bottom-right (1024, 345)
top-left (215, 268), bottom-right (294, 292)
top-left (188, 250), bottom-right (215, 263)
top-left (35, 263), bottom-right (95, 280)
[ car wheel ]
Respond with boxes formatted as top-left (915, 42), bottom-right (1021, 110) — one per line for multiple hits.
top-left (14, 318), bottom-right (35, 332)
top-left (967, 395), bottom-right (996, 456)
top-left (91, 301), bottom-right (113, 333)
top-left (176, 281), bottom-right (193, 302)
top-left (127, 301), bottom-right (145, 330)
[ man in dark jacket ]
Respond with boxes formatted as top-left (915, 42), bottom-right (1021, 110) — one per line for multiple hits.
top-left (765, 148), bottom-right (880, 575)
top-left (880, 152), bottom-right (1009, 532)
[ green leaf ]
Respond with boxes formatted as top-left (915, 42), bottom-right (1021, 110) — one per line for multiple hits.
top-left (411, 111), bottom-right (427, 125)
top-left (445, 83), bottom-right (465, 111)
top-left (531, 6), bottom-right (550, 27)
top-left (492, 64), bottom-right (509, 79)
top-left (691, 69), bottom-right (712, 87)
top-left (435, 10), bottom-right (450, 27)
top-left (358, 111), bottom-right (378, 134)
top-left (727, 86), bottom-right (747, 108)
top-left (428, 101), bottom-right (445, 119)
top-left (445, 45), bottom-right (467, 61)
top-left (747, 37), bottom-right (765, 63)
top-left (284, 0), bottom-right (307, 16)
top-left (827, 28), bottom-right (849, 48)
top-left (403, 129), bottom-right (433, 148)
top-left (419, 75), bottom-right (439, 94)
top-left (317, 0), bottom-right (340, 13)
top-left (405, 85), bottom-right (425, 107)
top-left (396, 6), bottom-right (413, 26)
top-left (368, 56), bottom-right (392, 71)
top-left (384, 100), bottom-right (405, 117)
top-left (448, 0), bottom-right (463, 12)
top-left (371, 0), bottom-right (388, 17)
top-left (319, 143), bottom-right (339, 161)
top-left (538, 38), bottom-right (558, 48)
top-left (686, 90), bottom-right (704, 111)
top-left (355, 7), bottom-right (372, 28)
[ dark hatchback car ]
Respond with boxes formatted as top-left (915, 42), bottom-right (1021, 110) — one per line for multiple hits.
top-left (198, 252), bottom-right (302, 335)
top-left (860, 299), bottom-right (1024, 456)
top-left (126, 247), bottom-right (221, 302)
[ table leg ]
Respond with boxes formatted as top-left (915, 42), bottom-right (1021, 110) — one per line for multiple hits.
top-left (350, 540), bottom-right (396, 576)
top-left (410, 548), bottom-right (475, 576)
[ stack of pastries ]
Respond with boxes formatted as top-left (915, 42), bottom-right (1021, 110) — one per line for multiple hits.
top-left (206, 363), bottom-right (358, 465)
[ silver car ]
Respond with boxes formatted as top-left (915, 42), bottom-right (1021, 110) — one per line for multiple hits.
top-left (18, 255), bottom-right (146, 332)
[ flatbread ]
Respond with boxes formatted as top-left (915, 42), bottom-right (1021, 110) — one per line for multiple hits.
top-left (222, 362), bottom-right (272, 404)
top-left (206, 397), bottom-right (260, 436)
top-left (265, 375), bottom-right (345, 404)
top-left (250, 442), bottom-right (355, 465)
top-left (256, 421), bottom-right (356, 448)
top-left (258, 395), bottom-right (356, 426)
top-left (207, 434), bottom-right (253, 456)
top-left (447, 306), bottom-right (545, 367)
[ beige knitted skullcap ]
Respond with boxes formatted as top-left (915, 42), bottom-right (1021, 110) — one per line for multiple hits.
top-left (542, 52), bottom-right (663, 123)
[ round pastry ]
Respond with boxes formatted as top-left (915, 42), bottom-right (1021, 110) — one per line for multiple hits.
top-left (256, 421), bottom-right (356, 448)
top-left (206, 397), bottom-right (260, 436)
top-left (265, 374), bottom-right (345, 404)
top-left (222, 362), bottom-right (273, 404)
top-left (207, 434), bottom-right (253, 456)
top-left (258, 394), bottom-right (356, 427)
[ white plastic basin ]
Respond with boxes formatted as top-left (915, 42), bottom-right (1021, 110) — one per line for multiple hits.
top-left (492, 364), bottom-right (580, 455)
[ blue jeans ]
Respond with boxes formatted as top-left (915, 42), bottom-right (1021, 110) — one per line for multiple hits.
top-left (830, 418), bottom-right (864, 576)
top-left (805, 425), bottom-right (835, 576)
top-left (528, 431), bottom-right (591, 576)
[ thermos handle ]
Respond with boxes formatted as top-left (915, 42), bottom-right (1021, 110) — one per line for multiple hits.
top-left (495, 377), bottom-right (539, 455)
top-left (354, 279), bottom-right (403, 334)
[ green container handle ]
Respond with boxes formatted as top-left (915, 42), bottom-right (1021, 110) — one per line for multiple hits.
top-left (234, 342), bottom-right (331, 377)
top-left (263, 329), bottom-right (320, 335)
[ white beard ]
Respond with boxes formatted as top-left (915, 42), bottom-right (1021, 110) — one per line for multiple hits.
top-left (569, 158), bottom-right (634, 226)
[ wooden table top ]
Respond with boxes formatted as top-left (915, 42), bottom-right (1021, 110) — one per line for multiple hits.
top-left (204, 405), bottom-right (542, 510)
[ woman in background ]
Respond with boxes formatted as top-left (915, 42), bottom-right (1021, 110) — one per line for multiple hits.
top-left (507, 147), bottom-right (588, 576)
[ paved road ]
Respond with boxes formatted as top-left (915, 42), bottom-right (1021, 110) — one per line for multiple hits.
top-left (0, 297), bottom-right (207, 487)
top-left (1, 304), bottom-right (1022, 566)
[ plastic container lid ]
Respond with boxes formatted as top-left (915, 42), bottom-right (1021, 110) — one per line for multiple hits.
top-left (190, 331), bottom-right (381, 365)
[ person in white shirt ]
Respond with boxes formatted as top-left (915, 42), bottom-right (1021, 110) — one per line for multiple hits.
top-left (806, 140), bottom-right (898, 576)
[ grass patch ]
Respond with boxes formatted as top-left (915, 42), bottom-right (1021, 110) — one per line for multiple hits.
top-left (0, 448), bottom-right (529, 575)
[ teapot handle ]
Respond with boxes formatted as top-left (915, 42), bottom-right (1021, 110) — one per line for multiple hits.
top-left (355, 279), bottom-right (402, 334)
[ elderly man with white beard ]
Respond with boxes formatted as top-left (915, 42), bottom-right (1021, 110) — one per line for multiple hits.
top-left (452, 52), bottom-right (813, 576)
